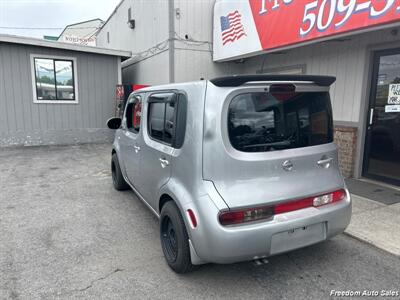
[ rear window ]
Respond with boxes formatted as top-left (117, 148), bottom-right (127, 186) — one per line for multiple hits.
top-left (228, 92), bottom-right (333, 152)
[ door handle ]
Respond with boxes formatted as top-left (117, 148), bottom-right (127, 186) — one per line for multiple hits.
top-left (317, 157), bottom-right (333, 168)
top-left (369, 108), bottom-right (374, 125)
top-left (134, 145), bottom-right (141, 153)
top-left (367, 108), bottom-right (374, 130)
top-left (159, 157), bottom-right (169, 168)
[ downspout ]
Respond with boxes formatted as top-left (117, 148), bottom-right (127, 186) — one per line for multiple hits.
top-left (168, 0), bottom-right (175, 83)
top-left (117, 57), bottom-right (122, 84)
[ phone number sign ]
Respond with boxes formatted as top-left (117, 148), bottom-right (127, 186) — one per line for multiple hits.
top-left (249, 0), bottom-right (400, 51)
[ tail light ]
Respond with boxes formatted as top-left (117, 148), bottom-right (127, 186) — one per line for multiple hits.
top-left (219, 206), bottom-right (274, 226)
top-left (219, 189), bottom-right (346, 226)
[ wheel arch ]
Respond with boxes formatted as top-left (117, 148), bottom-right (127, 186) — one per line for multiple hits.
top-left (159, 193), bottom-right (175, 214)
top-left (158, 192), bottom-right (205, 266)
top-left (157, 179), bottom-right (196, 215)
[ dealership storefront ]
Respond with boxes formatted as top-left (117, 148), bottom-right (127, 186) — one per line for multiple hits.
top-left (364, 48), bottom-right (400, 185)
top-left (213, 0), bottom-right (400, 186)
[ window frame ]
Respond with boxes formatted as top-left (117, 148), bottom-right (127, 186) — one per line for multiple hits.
top-left (30, 54), bottom-right (79, 104)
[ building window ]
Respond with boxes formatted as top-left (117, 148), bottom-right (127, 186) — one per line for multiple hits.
top-left (107, 31), bottom-right (110, 43)
top-left (31, 55), bottom-right (78, 104)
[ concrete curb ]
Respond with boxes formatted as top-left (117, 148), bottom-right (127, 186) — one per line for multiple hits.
top-left (344, 194), bottom-right (400, 257)
top-left (343, 231), bottom-right (400, 258)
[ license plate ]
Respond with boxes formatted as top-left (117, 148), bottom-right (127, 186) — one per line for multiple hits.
top-left (270, 222), bottom-right (326, 255)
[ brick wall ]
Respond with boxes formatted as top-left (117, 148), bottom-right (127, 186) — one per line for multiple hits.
top-left (334, 126), bottom-right (358, 178)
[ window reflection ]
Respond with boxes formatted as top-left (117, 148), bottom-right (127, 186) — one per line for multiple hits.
top-left (148, 93), bottom-right (176, 144)
top-left (149, 102), bottom-right (165, 140)
top-left (34, 58), bottom-right (75, 101)
top-left (228, 92), bottom-right (333, 152)
top-left (55, 60), bottom-right (74, 100)
top-left (35, 58), bottom-right (56, 100)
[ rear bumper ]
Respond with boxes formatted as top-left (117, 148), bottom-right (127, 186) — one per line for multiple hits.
top-left (187, 190), bottom-right (351, 264)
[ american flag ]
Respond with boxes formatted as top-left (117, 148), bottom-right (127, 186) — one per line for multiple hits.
top-left (220, 10), bottom-right (246, 45)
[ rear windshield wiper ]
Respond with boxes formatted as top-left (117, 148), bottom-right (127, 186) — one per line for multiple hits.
top-left (243, 140), bottom-right (291, 149)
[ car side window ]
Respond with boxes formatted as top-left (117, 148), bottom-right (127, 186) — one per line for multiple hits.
top-left (125, 96), bottom-right (142, 133)
top-left (149, 102), bottom-right (166, 140)
top-left (148, 93), bottom-right (176, 145)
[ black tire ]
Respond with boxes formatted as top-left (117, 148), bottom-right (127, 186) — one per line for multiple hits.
top-left (111, 153), bottom-right (129, 191)
top-left (160, 201), bottom-right (195, 273)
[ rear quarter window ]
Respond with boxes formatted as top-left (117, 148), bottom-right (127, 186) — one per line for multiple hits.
top-left (228, 92), bottom-right (333, 152)
top-left (147, 92), bottom-right (187, 149)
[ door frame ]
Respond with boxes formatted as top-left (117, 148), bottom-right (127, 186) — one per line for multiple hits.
top-left (120, 92), bottom-right (145, 185)
top-left (362, 47), bottom-right (400, 186)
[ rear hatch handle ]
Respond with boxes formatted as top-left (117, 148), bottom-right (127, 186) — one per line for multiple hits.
top-left (317, 157), bottom-right (333, 168)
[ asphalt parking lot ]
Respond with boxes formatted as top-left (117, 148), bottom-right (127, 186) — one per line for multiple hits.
top-left (1, 143), bottom-right (399, 299)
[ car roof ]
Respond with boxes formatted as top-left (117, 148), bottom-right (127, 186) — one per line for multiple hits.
top-left (135, 75), bottom-right (336, 94)
top-left (136, 80), bottom-right (207, 93)
top-left (210, 75), bottom-right (336, 87)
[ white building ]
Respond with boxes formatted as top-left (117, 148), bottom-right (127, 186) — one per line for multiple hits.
top-left (97, 0), bottom-right (400, 187)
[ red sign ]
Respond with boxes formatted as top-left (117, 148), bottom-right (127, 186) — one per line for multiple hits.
top-left (250, 0), bottom-right (400, 51)
top-left (213, 0), bottom-right (400, 61)
top-left (132, 84), bottom-right (150, 91)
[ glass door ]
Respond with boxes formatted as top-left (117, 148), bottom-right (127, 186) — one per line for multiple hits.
top-left (363, 49), bottom-right (400, 186)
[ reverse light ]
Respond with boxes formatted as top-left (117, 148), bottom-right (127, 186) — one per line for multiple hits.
top-left (219, 189), bottom-right (346, 226)
top-left (313, 189), bottom-right (346, 207)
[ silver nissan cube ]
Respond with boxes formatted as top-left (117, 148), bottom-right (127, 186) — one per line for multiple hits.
top-left (107, 75), bottom-right (352, 273)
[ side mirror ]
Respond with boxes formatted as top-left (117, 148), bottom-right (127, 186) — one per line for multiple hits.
top-left (107, 117), bottom-right (122, 130)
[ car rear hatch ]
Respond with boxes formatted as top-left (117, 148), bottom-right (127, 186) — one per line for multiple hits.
top-left (203, 75), bottom-right (345, 210)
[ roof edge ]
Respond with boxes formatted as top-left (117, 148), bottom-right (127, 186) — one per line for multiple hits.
top-left (0, 34), bottom-right (131, 58)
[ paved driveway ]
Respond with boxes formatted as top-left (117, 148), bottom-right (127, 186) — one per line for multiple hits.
top-left (1, 144), bottom-right (399, 299)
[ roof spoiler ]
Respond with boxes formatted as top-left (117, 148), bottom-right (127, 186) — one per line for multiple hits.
top-left (209, 75), bottom-right (336, 87)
